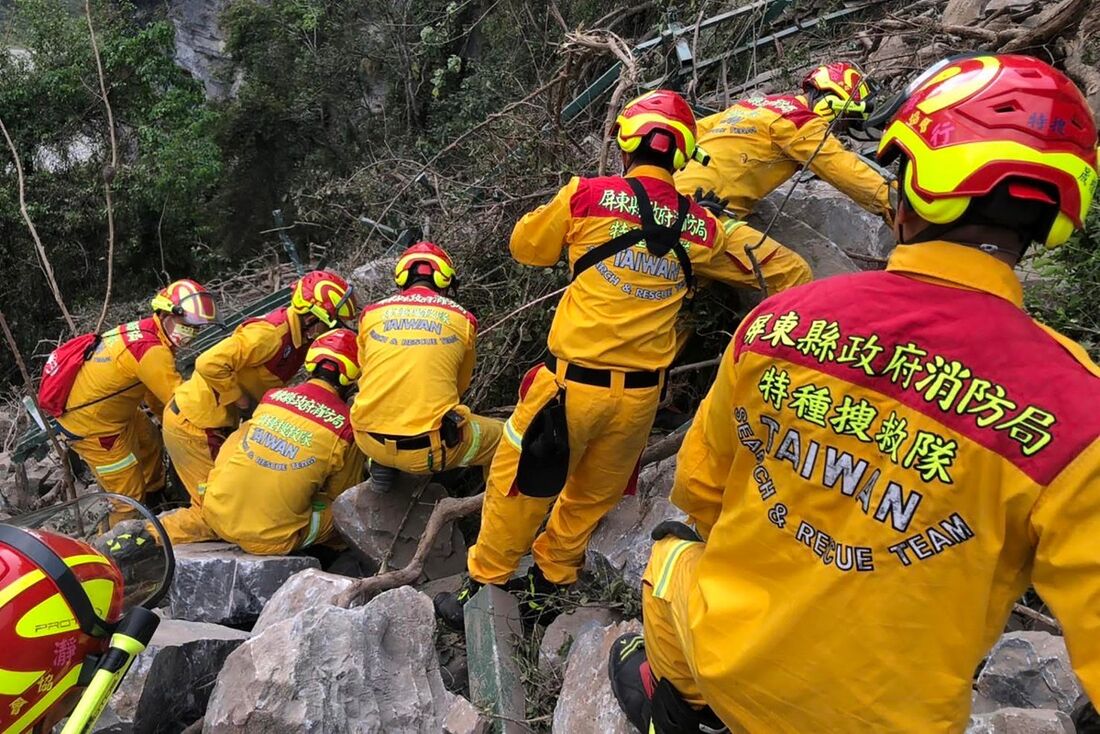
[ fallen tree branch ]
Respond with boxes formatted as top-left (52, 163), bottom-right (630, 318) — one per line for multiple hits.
top-left (1013, 602), bottom-right (1062, 632)
top-left (640, 418), bottom-right (693, 468)
top-left (0, 309), bottom-right (79, 509)
top-left (563, 30), bottom-right (638, 175)
top-left (337, 492), bottom-right (485, 608)
top-left (668, 357), bottom-right (721, 377)
top-left (999, 0), bottom-right (1087, 52)
top-left (86, 0), bottom-right (119, 333)
top-left (0, 117), bottom-right (77, 334)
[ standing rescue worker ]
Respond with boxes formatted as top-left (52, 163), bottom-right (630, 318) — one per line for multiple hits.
top-left (676, 61), bottom-right (894, 294)
top-left (609, 54), bottom-right (1100, 733)
top-left (351, 242), bottom-right (502, 489)
top-left (159, 270), bottom-right (357, 545)
top-left (197, 329), bottom-right (366, 555)
top-left (435, 90), bottom-right (767, 629)
top-left (53, 280), bottom-right (217, 523)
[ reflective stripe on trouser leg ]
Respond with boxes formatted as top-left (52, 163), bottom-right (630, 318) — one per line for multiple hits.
top-left (96, 453), bottom-right (138, 475)
top-left (641, 536), bottom-right (708, 707)
top-left (459, 420), bottom-right (482, 466)
top-left (299, 502), bottom-right (325, 548)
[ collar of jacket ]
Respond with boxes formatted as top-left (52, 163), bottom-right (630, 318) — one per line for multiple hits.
top-left (151, 312), bottom-right (174, 352)
top-left (287, 308), bottom-right (305, 350)
top-left (625, 164), bottom-right (675, 185)
top-left (885, 240), bottom-right (1024, 307)
top-left (306, 377), bottom-right (339, 396)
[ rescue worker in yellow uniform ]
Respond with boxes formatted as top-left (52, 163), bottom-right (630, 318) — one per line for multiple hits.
top-left (435, 90), bottom-right (763, 629)
top-left (159, 270), bottom-right (357, 544)
top-left (54, 280), bottom-right (217, 522)
top-left (351, 242), bottom-right (502, 489)
top-left (609, 54), bottom-right (1100, 733)
top-left (196, 329), bottom-right (366, 555)
top-left (676, 61), bottom-right (894, 294)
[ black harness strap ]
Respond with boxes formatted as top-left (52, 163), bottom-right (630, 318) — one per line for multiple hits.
top-left (571, 177), bottom-right (696, 295)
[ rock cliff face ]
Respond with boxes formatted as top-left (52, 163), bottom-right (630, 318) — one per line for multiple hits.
top-left (167, 0), bottom-right (235, 100)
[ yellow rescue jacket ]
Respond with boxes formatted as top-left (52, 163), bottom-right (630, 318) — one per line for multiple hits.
top-left (350, 287), bottom-right (478, 436)
top-left (673, 240), bottom-right (1100, 731)
top-left (201, 379), bottom-right (364, 553)
top-left (56, 316), bottom-right (180, 439)
top-left (675, 94), bottom-right (892, 220)
top-left (172, 307), bottom-right (308, 429)
top-left (511, 165), bottom-right (753, 372)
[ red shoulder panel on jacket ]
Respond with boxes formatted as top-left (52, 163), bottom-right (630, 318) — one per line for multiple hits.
top-left (119, 317), bottom-right (166, 362)
top-left (568, 176), bottom-right (720, 248)
top-left (265, 381), bottom-right (353, 442)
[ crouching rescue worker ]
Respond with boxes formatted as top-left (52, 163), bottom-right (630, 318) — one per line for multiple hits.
top-left (1, 494), bottom-right (173, 734)
top-left (609, 54), bottom-right (1100, 733)
top-left (676, 61), bottom-right (894, 294)
top-left (351, 242), bottom-right (502, 491)
top-left (159, 270), bottom-right (357, 545)
top-left (435, 90), bottom-right (766, 629)
top-left (196, 329), bottom-right (366, 555)
top-left (40, 280), bottom-right (218, 523)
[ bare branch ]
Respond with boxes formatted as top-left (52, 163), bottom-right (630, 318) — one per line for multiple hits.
top-left (0, 117), bottom-right (77, 334)
top-left (336, 493), bottom-right (484, 608)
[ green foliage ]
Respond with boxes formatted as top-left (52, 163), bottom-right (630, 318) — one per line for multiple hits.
top-left (0, 0), bottom-right (224, 377)
top-left (1026, 194), bottom-right (1100, 361)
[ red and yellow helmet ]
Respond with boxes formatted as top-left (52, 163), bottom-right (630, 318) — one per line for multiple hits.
top-left (304, 328), bottom-right (360, 386)
top-left (150, 279), bottom-right (217, 326)
top-left (0, 527), bottom-right (123, 734)
top-left (877, 54), bottom-right (1099, 248)
top-left (290, 270), bottom-right (358, 328)
top-left (613, 90), bottom-right (705, 171)
top-left (802, 61), bottom-right (873, 120)
top-left (394, 242), bottom-right (456, 290)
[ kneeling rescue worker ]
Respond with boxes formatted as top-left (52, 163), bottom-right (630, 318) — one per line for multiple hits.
top-left (40, 280), bottom-right (218, 524)
top-left (608, 54), bottom-right (1100, 733)
top-left (1, 495), bottom-right (173, 734)
top-left (435, 89), bottom-right (767, 629)
top-left (198, 328), bottom-right (367, 555)
top-left (676, 61), bottom-right (894, 294)
top-left (159, 270), bottom-right (357, 545)
top-left (351, 242), bottom-right (502, 491)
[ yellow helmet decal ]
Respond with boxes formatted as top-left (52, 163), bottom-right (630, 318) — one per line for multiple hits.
top-left (15, 578), bottom-right (117, 640)
top-left (916, 56), bottom-right (1001, 115)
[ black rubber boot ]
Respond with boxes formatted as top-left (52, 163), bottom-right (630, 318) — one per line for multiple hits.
top-left (510, 564), bottom-right (568, 628)
top-left (433, 575), bottom-right (483, 631)
top-left (608, 633), bottom-right (656, 733)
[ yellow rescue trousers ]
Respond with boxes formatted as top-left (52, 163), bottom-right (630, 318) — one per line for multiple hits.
top-left (723, 222), bottom-right (812, 296)
top-left (158, 401), bottom-right (231, 545)
top-left (641, 536), bottom-right (709, 707)
top-left (203, 501), bottom-right (336, 556)
top-left (68, 409), bottom-right (165, 523)
top-left (354, 405), bottom-right (503, 477)
top-left (467, 362), bottom-right (661, 586)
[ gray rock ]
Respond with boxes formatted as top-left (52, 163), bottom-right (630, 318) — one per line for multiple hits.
top-left (983, 0), bottom-right (1038, 15)
top-left (975, 632), bottom-right (1086, 715)
top-left (204, 587), bottom-right (451, 733)
top-left (168, 0), bottom-right (234, 100)
top-left (867, 34), bottom-right (912, 78)
top-left (351, 257), bottom-right (400, 303)
top-left (443, 693), bottom-right (490, 734)
top-left (93, 618), bottom-right (248, 734)
top-left (464, 585), bottom-right (527, 734)
top-left (166, 542), bottom-right (319, 625)
top-left (586, 458), bottom-right (685, 588)
top-left (943, 0), bottom-right (986, 25)
top-left (539, 607), bottom-right (622, 678)
top-left (552, 620), bottom-right (642, 734)
top-left (966, 707), bottom-right (1075, 734)
top-left (332, 480), bottom-right (466, 580)
top-left (747, 178), bottom-right (894, 278)
top-left (252, 568), bottom-right (357, 633)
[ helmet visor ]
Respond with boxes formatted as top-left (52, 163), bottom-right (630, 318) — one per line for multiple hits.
top-left (6, 494), bottom-right (174, 615)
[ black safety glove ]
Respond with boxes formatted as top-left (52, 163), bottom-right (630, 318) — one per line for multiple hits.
top-left (692, 187), bottom-right (730, 218)
top-left (651, 520), bottom-right (702, 542)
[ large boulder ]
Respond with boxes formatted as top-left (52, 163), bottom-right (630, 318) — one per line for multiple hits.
top-left (966, 707), bottom-right (1075, 734)
top-left (204, 586), bottom-right (452, 733)
top-left (539, 607), bottom-right (623, 679)
top-left (252, 568), bottom-right (357, 633)
top-left (166, 542), bottom-right (319, 625)
top-left (332, 480), bottom-right (466, 579)
top-left (746, 178), bottom-right (893, 279)
top-left (975, 632), bottom-right (1087, 716)
top-left (93, 618), bottom-right (248, 733)
top-left (552, 620), bottom-right (642, 734)
top-left (586, 458), bottom-right (684, 588)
